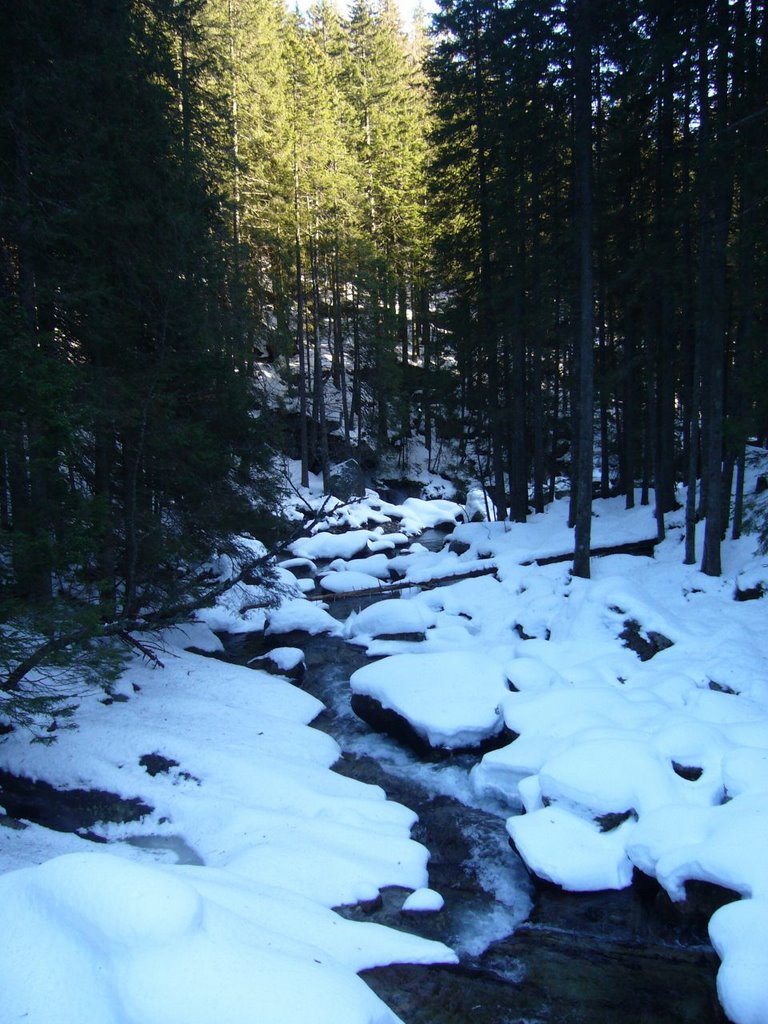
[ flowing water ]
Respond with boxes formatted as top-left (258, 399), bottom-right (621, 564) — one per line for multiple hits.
top-left (221, 619), bottom-right (727, 1024)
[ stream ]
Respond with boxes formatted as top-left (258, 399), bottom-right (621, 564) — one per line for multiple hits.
top-left (221, 539), bottom-right (728, 1024)
top-left (0, 531), bottom-right (732, 1022)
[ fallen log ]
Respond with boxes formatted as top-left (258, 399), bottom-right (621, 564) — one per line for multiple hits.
top-left (307, 563), bottom-right (499, 602)
top-left (308, 535), bottom-right (660, 603)
top-left (529, 536), bottom-right (659, 567)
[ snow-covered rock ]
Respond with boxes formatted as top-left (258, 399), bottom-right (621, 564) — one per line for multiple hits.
top-left (350, 651), bottom-right (509, 752)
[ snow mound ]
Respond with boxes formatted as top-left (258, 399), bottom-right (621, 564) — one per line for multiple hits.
top-left (320, 571), bottom-right (385, 594)
top-left (402, 888), bottom-right (445, 912)
top-left (350, 651), bottom-right (508, 750)
top-left (0, 852), bottom-right (454, 1024)
top-left (507, 805), bottom-right (635, 891)
top-left (344, 598), bottom-right (437, 642)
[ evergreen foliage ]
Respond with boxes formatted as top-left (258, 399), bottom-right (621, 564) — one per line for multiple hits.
top-left (429, 0), bottom-right (768, 576)
top-left (2, 0), bottom-right (767, 720)
top-left (0, 0), bottom-right (283, 707)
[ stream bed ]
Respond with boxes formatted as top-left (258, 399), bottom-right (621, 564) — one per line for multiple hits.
top-left (222, 624), bottom-right (727, 1024)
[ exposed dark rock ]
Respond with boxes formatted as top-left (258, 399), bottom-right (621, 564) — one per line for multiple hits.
top-left (377, 478), bottom-right (424, 503)
top-left (362, 929), bottom-right (726, 1024)
top-left (373, 632), bottom-right (427, 643)
top-left (708, 680), bottom-right (739, 695)
top-left (672, 762), bottom-right (704, 782)
top-left (448, 540), bottom-right (473, 557)
top-left (139, 753), bottom-right (180, 777)
top-left (734, 581), bottom-right (765, 601)
top-left (632, 873), bottom-right (740, 938)
top-left (620, 620), bottom-right (674, 661)
top-left (354, 892), bottom-right (384, 914)
top-left (139, 753), bottom-right (199, 785)
top-left (596, 808), bottom-right (637, 832)
top-left (350, 694), bottom-right (442, 758)
top-left (0, 812), bottom-right (26, 831)
top-left (0, 769), bottom-right (151, 833)
top-left (329, 459), bottom-right (366, 502)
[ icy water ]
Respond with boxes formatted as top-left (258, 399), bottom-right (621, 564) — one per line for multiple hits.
top-left (222, 621), bottom-right (727, 1024)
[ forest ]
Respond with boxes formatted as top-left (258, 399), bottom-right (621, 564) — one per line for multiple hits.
top-left (1, 0), bottom-right (767, 694)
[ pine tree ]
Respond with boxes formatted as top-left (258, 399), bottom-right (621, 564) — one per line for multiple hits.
top-left (1, 0), bottom-right (281, 699)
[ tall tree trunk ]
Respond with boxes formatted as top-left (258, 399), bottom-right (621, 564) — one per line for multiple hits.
top-left (332, 248), bottom-right (351, 445)
top-left (624, 326), bottom-right (636, 509)
top-left (293, 153), bottom-right (309, 488)
top-left (652, 1), bottom-right (679, 520)
top-left (699, 0), bottom-right (731, 577)
top-left (571, 0), bottom-right (594, 579)
top-left (471, 8), bottom-right (505, 519)
top-left (309, 222), bottom-right (330, 491)
top-left (684, 335), bottom-right (702, 564)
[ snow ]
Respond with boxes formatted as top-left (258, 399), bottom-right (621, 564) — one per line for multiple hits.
top-left (507, 804), bottom-right (636, 891)
top-left (320, 570), bottom-right (385, 594)
top-left (401, 887), bottom-right (445, 912)
top-left (390, 497), bottom-right (464, 534)
top-left (252, 646), bottom-right (306, 673)
top-left (265, 597), bottom-right (341, 636)
top-left (284, 469), bottom-right (768, 1023)
top-left (344, 598), bottom-right (438, 643)
top-left (709, 897), bottom-right (768, 1024)
top-left (350, 651), bottom-right (509, 750)
top-left (0, 853), bottom-right (446, 1024)
top-left (0, 624), bottom-right (455, 1024)
top-left (4, 466), bottom-right (768, 1024)
top-left (289, 528), bottom-right (399, 562)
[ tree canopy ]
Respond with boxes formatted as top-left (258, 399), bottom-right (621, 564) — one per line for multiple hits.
top-left (2, 0), bottom-right (767, 706)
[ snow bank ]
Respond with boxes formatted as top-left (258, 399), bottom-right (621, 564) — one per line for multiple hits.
top-left (0, 852), bottom-right (452, 1024)
top-left (320, 571), bottom-right (386, 594)
top-left (402, 887), bottom-right (445, 912)
top-left (450, 496), bottom-right (658, 566)
top-left (0, 624), bottom-right (456, 1024)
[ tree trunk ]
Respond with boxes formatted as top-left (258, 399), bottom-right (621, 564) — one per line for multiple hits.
top-left (293, 152), bottom-right (309, 488)
top-left (699, 0), bottom-right (731, 577)
top-left (571, 0), bottom-right (594, 579)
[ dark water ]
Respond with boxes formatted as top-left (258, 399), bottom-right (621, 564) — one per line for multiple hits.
top-left (222, 627), bottom-right (728, 1024)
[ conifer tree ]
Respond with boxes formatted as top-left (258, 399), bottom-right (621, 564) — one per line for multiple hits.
top-left (1, 0), bottom-right (281, 698)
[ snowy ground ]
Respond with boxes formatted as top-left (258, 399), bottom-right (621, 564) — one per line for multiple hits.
top-left (2, 456), bottom-right (768, 1024)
